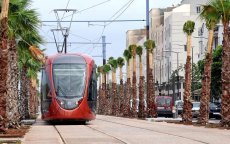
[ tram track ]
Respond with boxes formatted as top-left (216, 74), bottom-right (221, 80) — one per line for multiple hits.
top-left (96, 118), bottom-right (209, 144)
top-left (53, 123), bottom-right (127, 144)
top-left (85, 125), bottom-right (128, 144)
top-left (53, 125), bottom-right (68, 144)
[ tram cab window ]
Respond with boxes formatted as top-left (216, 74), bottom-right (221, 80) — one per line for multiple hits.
top-left (88, 65), bottom-right (97, 101)
top-left (41, 68), bottom-right (51, 100)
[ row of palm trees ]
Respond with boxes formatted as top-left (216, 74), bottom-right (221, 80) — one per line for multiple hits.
top-left (182, 0), bottom-right (230, 127)
top-left (97, 41), bottom-right (157, 118)
top-left (0, 0), bottom-right (44, 129)
top-left (97, 0), bottom-right (230, 127)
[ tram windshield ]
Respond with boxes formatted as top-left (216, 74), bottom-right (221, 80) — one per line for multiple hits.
top-left (53, 64), bottom-right (86, 98)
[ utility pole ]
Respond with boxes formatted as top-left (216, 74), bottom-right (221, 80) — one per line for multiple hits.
top-left (146, 0), bottom-right (150, 105)
top-left (102, 36), bottom-right (106, 65)
top-left (167, 58), bottom-right (170, 96)
top-left (191, 46), bottom-right (194, 100)
top-left (102, 35), bottom-right (107, 84)
top-left (176, 52), bottom-right (179, 100)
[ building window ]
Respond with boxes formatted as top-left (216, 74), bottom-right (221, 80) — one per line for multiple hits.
top-left (196, 6), bottom-right (201, 13)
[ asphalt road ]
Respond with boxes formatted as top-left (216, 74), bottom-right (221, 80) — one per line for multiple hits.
top-left (22, 115), bottom-right (229, 144)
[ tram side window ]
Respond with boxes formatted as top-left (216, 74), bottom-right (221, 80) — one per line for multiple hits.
top-left (88, 65), bottom-right (97, 101)
top-left (41, 69), bottom-right (51, 100)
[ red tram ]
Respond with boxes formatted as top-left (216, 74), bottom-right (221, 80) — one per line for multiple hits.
top-left (40, 53), bottom-right (97, 122)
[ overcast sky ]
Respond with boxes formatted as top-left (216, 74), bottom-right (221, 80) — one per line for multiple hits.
top-left (32, 0), bottom-right (181, 66)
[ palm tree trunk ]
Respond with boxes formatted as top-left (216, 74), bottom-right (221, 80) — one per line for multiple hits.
top-left (138, 76), bottom-right (145, 118)
top-left (147, 52), bottom-right (157, 117)
top-left (138, 58), bottom-right (145, 118)
top-left (124, 78), bottom-right (131, 117)
top-left (6, 39), bottom-right (20, 128)
top-left (19, 67), bottom-right (30, 120)
top-left (106, 73), bottom-right (111, 115)
top-left (112, 82), bottom-right (118, 116)
top-left (111, 70), bottom-right (118, 116)
top-left (97, 75), bottom-right (102, 114)
top-left (119, 67), bottom-right (124, 116)
top-left (132, 56), bottom-right (137, 117)
top-left (220, 21), bottom-right (230, 127)
top-left (101, 74), bottom-right (106, 115)
top-left (124, 62), bottom-right (131, 117)
top-left (198, 30), bottom-right (214, 125)
top-left (0, 0), bottom-right (9, 129)
top-left (29, 79), bottom-right (37, 119)
top-left (182, 35), bottom-right (193, 123)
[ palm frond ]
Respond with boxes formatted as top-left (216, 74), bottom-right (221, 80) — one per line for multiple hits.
top-left (117, 57), bottom-right (125, 68)
top-left (183, 20), bottom-right (195, 35)
top-left (144, 40), bottom-right (156, 52)
top-left (103, 64), bottom-right (111, 73)
top-left (123, 49), bottom-right (131, 63)
top-left (136, 45), bottom-right (143, 58)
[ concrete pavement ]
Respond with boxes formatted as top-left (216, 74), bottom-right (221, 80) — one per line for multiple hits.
top-left (14, 115), bottom-right (230, 144)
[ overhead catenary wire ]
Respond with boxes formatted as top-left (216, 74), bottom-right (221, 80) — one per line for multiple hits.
top-left (105, 0), bottom-right (135, 27)
top-left (108, 0), bottom-right (133, 20)
top-left (69, 32), bottom-right (92, 42)
top-left (45, 0), bottom-right (137, 55)
top-left (61, 0), bottom-right (71, 20)
top-left (62, 0), bottom-right (112, 19)
top-left (86, 0), bottom-right (135, 54)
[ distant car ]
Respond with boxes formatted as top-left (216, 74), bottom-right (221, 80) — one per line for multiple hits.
top-left (209, 102), bottom-right (221, 119)
top-left (192, 102), bottom-right (200, 118)
top-left (156, 96), bottom-right (173, 117)
top-left (175, 100), bottom-right (183, 115)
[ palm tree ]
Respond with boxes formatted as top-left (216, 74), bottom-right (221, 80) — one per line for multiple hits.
top-left (5, 0), bottom-right (43, 126)
top-left (17, 28), bottom-right (43, 120)
top-left (117, 57), bottom-right (125, 116)
top-left (97, 66), bottom-right (103, 114)
top-left (103, 64), bottom-right (111, 115)
top-left (182, 20), bottom-right (195, 123)
top-left (144, 40), bottom-right (157, 117)
top-left (0, 0), bottom-right (9, 128)
top-left (198, 3), bottom-right (220, 125)
top-left (123, 49), bottom-right (132, 117)
top-left (18, 47), bottom-right (42, 119)
top-left (100, 66), bottom-right (107, 115)
top-left (24, 46), bottom-right (41, 119)
top-left (108, 58), bottom-right (119, 116)
top-left (129, 44), bottom-right (137, 117)
top-left (136, 45), bottom-right (145, 118)
top-left (0, 0), bottom-right (9, 129)
top-left (215, 0), bottom-right (230, 128)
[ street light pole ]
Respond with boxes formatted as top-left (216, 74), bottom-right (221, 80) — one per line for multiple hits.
top-left (176, 52), bottom-right (179, 101)
top-left (168, 58), bottom-right (170, 96)
top-left (146, 0), bottom-right (150, 100)
top-left (191, 46), bottom-right (194, 100)
top-left (163, 51), bottom-right (180, 100)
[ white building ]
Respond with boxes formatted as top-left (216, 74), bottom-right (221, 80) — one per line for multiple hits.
top-left (125, 0), bottom-right (225, 101)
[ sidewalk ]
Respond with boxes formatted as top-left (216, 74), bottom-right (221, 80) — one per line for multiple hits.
top-left (21, 116), bottom-right (63, 144)
top-left (21, 125), bottom-right (63, 144)
top-left (146, 117), bottom-right (220, 124)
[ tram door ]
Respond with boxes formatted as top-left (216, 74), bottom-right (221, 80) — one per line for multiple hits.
top-left (41, 68), bottom-right (52, 115)
top-left (87, 65), bottom-right (97, 113)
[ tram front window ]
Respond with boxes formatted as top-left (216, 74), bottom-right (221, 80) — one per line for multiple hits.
top-left (53, 64), bottom-right (86, 98)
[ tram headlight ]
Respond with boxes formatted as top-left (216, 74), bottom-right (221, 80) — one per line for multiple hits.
top-left (56, 97), bottom-right (78, 110)
top-left (56, 98), bottom-right (65, 107)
